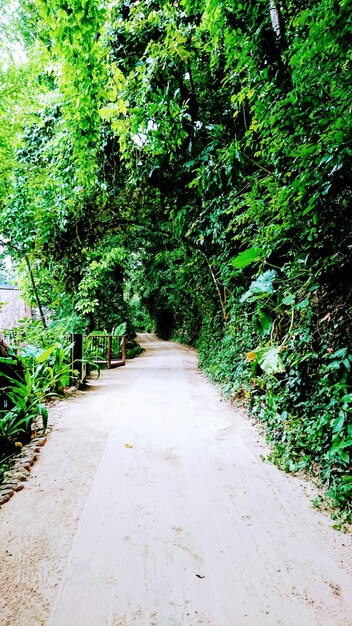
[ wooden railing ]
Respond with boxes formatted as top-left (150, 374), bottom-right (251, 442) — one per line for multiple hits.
top-left (85, 334), bottom-right (126, 369)
top-left (70, 333), bottom-right (127, 385)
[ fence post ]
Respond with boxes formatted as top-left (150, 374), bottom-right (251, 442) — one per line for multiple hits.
top-left (121, 335), bottom-right (126, 364)
top-left (71, 333), bottom-right (84, 385)
top-left (107, 335), bottom-right (112, 368)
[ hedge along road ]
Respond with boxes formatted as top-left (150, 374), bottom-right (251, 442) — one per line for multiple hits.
top-left (0, 334), bottom-right (351, 626)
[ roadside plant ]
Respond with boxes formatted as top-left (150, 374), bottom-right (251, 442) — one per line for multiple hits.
top-left (1, 342), bottom-right (78, 448)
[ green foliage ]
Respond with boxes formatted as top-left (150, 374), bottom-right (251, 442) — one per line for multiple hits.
top-left (3, 340), bottom-right (75, 420)
top-left (4, 315), bottom-right (84, 348)
top-left (253, 346), bottom-right (285, 376)
top-left (0, 325), bottom-right (78, 478)
top-left (3, 365), bottom-right (49, 436)
top-left (231, 247), bottom-right (265, 270)
top-left (240, 271), bottom-right (277, 303)
top-left (112, 322), bottom-right (127, 337)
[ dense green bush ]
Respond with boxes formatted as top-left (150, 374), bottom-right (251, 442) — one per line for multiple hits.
top-left (0, 335), bottom-right (75, 479)
top-left (191, 294), bottom-right (352, 524)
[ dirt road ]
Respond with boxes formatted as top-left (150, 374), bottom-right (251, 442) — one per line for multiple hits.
top-left (0, 334), bottom-right (351, 626)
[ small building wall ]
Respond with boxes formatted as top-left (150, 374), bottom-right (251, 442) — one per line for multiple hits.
top-left (0, 285), bottom-right (32, 331)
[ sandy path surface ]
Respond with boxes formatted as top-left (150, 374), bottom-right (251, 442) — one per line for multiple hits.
top-left (0, 334), bottom-right (351, 626)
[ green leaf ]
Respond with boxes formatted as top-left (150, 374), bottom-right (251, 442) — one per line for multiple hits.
top-left (328, 438), bottom-right (352, 462)
top-left (38, 403), bottom-right (48, 432)
top-left (339, 450), bottom-right (350, 463)
top-left (240, 270), bottom-right (277, 303)
top-left (339, 439), bottom-right (352, 450)
top-left (112, 322), bottom-right (127, 336)
top-left (342, 394), bottom-right (352, 403)
top-left (231, 247), bottom-right (264, 269)
top-left (36, 344), bottom-right (59, 364)
top-left (253, 308), bottom-right (272, 336)
top-left (254, 346), bottom-right (285, 375)
top-left (332, 415), bottom-right (345, 433)
top-left (282, 294), bottom-right (295, 305)
top-left (329, 348), bottom-right (348, 360)
top-left (296, 297), bottom-right (309, 310)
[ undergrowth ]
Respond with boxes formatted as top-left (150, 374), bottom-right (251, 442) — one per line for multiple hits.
top-left (193, 296), bottom-right (352, 530)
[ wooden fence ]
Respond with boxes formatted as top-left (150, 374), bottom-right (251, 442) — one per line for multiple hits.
top-left (70, 333), bottom-right (126, 385)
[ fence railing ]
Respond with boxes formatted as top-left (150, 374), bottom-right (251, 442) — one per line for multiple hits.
top-left (0, 333), bottom-right (127, 399)
top-left (70, 333), bottom-right (126, 385)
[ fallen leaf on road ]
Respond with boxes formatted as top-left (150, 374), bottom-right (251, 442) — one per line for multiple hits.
top-left (196, 574), bottom-right (205, 579)
top-left (125, 443), bottom-right (133, 448)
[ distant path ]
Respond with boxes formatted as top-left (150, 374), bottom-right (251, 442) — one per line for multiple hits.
top-left (0, 334), bottom-right (351, 626)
